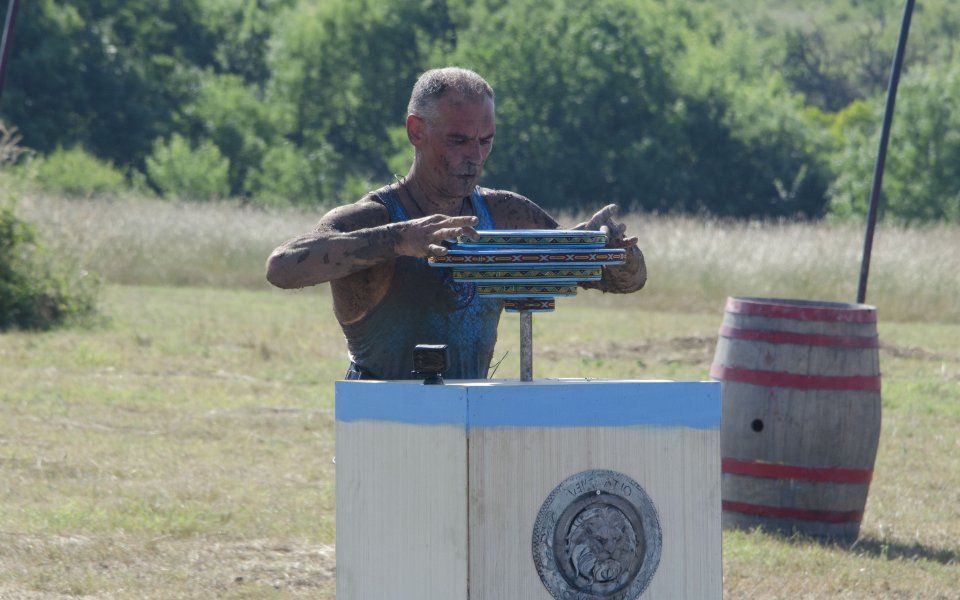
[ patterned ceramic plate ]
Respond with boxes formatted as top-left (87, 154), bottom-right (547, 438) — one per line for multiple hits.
top-left (429, 248), bottom-right (626, 269)
top-left (456, 229), bottom-right (607, 248)
top-left (450, 267), bottom-right (602, 284)
top-left (476, 284), bottom-right (578, 298)
top-left (503, 298), bottom-right (556, 312)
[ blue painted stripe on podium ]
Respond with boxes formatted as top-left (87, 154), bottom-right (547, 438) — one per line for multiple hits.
top-left (469, 382), bottom-right (719, 430)
top-left (335, 381), bottom-right (468, 425)
top-left (335, 381), bottom-right (720, 430)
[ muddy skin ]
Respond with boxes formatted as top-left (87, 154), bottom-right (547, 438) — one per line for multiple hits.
top-left (343, 227), bottom-right (401, 261)
top-left (333, 262), bottom-right (393, 325)
top-left (581, 245), bottom-right (647, 294)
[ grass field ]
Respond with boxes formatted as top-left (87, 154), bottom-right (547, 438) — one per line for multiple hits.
top-left (1, 195), bottom-right (959, 598)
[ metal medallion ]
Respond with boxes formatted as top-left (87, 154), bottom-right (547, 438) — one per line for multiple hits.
top-left (532, 470), bottom-right (662, 600)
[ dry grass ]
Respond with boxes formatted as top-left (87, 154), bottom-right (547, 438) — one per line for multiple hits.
top-left (16, 194), bottom-right (960, 323)
top-left (14, 194), bottom-right (319, 290)
top-left (0, 285), bottom-right (340, 599)
top-left (0, 286), bottom-right (957, 598)
top-left (616, 213), bottom-right (960, 322)
top-left (0, 534), bottom-right (335, 599)
top-left (1, 194), bottom-right (959, 598)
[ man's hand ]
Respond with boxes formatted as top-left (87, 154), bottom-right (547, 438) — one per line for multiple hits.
top-left (394, 215), bottom-right (479, 258)
top-left (573, 204), bottom-right (639, 248)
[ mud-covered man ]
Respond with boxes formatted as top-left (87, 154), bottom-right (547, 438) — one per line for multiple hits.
top-left (266, 67), bottom-right (646, 380)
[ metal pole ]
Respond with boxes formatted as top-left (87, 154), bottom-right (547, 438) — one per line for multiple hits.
top-left (857, 0), bottom-right (916, 304)
top-left (0, 0), bottom-right (21, 102)
top-left (520, 310), bottom-right (533, 382)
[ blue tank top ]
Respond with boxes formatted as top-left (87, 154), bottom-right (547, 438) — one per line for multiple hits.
top-left (340, 186), bottom-right (503, 380)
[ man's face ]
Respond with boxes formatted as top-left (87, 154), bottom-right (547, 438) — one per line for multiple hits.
top-left (411, 93), bottom-right (496, 199)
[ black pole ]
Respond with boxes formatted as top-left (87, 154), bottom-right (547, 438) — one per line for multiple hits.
top-left (0, 0), bottom-right (21, 102)
top-left (857, 0), bottom-right (916, 304)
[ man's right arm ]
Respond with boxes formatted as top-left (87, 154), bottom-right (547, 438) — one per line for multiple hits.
top-left (265, 198), bottom-right (479, 289)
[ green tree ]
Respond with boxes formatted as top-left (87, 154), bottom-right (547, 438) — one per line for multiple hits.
top-left (444, 0), bottom-right (830, 217)
top-left (446, 0), bottom-right (687, 212)
top-left (751, 0), bottom-right (960, 112)
top-left (777, 1), bottom-right (897, 111)
top-left (0, 0), bottom-right (218, 167)
top-left (145, 134), bottom-right (231, 201)
top-left (264, 0), bottom-right (456, 198)
top-left (198, 0), bottom-right (297, 86)
top-left (829, 63), bottom-right (960, 222)
top-left (178, 73), bottom-right (279, 198)
top-left (6, 0), bottom-right (957, 220)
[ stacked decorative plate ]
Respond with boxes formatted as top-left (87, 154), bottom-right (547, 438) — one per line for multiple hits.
top-left (428, 230), bottom-right (626, 312)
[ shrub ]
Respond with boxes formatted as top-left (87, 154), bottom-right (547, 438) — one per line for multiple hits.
top-left (0, 202), bottom-right (99, 331)
top-left (145, 134), bottom-right (231, 201)
top-left (29, 146), bottom-right (128, 198)
top-left (246, 142), bottom-right (347, 207)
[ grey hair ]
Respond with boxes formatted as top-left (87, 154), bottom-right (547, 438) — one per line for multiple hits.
top-left (407, 67), bottom-right (495, 123)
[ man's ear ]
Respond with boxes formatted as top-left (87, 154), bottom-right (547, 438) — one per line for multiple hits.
top-left (406, 114), bottom-right (425, 146)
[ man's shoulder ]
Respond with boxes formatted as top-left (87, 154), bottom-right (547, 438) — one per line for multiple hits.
top-left (479, 187), bottom-right (558, 229)
top-left (315, 192), bottom-right (391, 233)
top-left (478, 187), bottom-right (531, 204)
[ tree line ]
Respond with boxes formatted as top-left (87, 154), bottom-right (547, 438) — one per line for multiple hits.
top-left (2, 0), bottom-right (959, 222)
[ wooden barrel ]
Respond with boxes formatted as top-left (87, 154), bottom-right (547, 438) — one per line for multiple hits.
top-left (710, 297), bottom-right (881, 541)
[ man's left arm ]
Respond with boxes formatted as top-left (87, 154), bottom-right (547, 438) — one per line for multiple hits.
top-left (573, 204), bottom-right (647, 294)
top-left (485, 193), bottom-right (646, 294)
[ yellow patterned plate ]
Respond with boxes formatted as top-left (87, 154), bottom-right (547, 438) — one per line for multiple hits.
top-left (456, 229), bottom-right (607, 248)
top-left (475, 284), bottom-right (578, 298)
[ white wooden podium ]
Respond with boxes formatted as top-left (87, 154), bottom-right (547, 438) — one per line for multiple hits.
top-left (335, 379), bottom-right (721, 600)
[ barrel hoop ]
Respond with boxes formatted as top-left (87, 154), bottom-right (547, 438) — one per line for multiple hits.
top-left (722, 500), bottom-right (863, 524)
top-left (718, 325), bottom-right (879, 349)
top-left (710, 364), bottom-right (882, 391)
top-left (722, 458), bottom-right (873, 484)
top-left (726, 298), bottom-right (876, 324)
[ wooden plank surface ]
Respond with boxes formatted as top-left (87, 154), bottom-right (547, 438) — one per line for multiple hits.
top-left (468, 426), bottom-right (722, 599)
top-left (336, 421), bottom-right (468, 600)
top-left (335, 380), bottom-right (722, 599)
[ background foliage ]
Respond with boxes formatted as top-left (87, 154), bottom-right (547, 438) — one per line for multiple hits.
top-left (2, 0), bottom-right (959, 221)
top-left (0, 202), bottom-right (98, 330)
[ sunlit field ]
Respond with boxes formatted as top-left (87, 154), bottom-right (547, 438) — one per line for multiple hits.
top-left (1, 194), bottom-right (958, 598)
top-left (17, 194), bottom-right (960, 323)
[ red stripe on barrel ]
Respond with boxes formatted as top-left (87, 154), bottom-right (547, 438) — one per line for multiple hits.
top-left (725, 297), bottom-right (877, 323)
top-left (718, 324), bottom-right (879, 349)
top-left (722, 500), bottom-right (864, 524)
top-left (710, 364), bottom-right (881, 391)
top-left (722, 458), bottom-right (873, 484)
